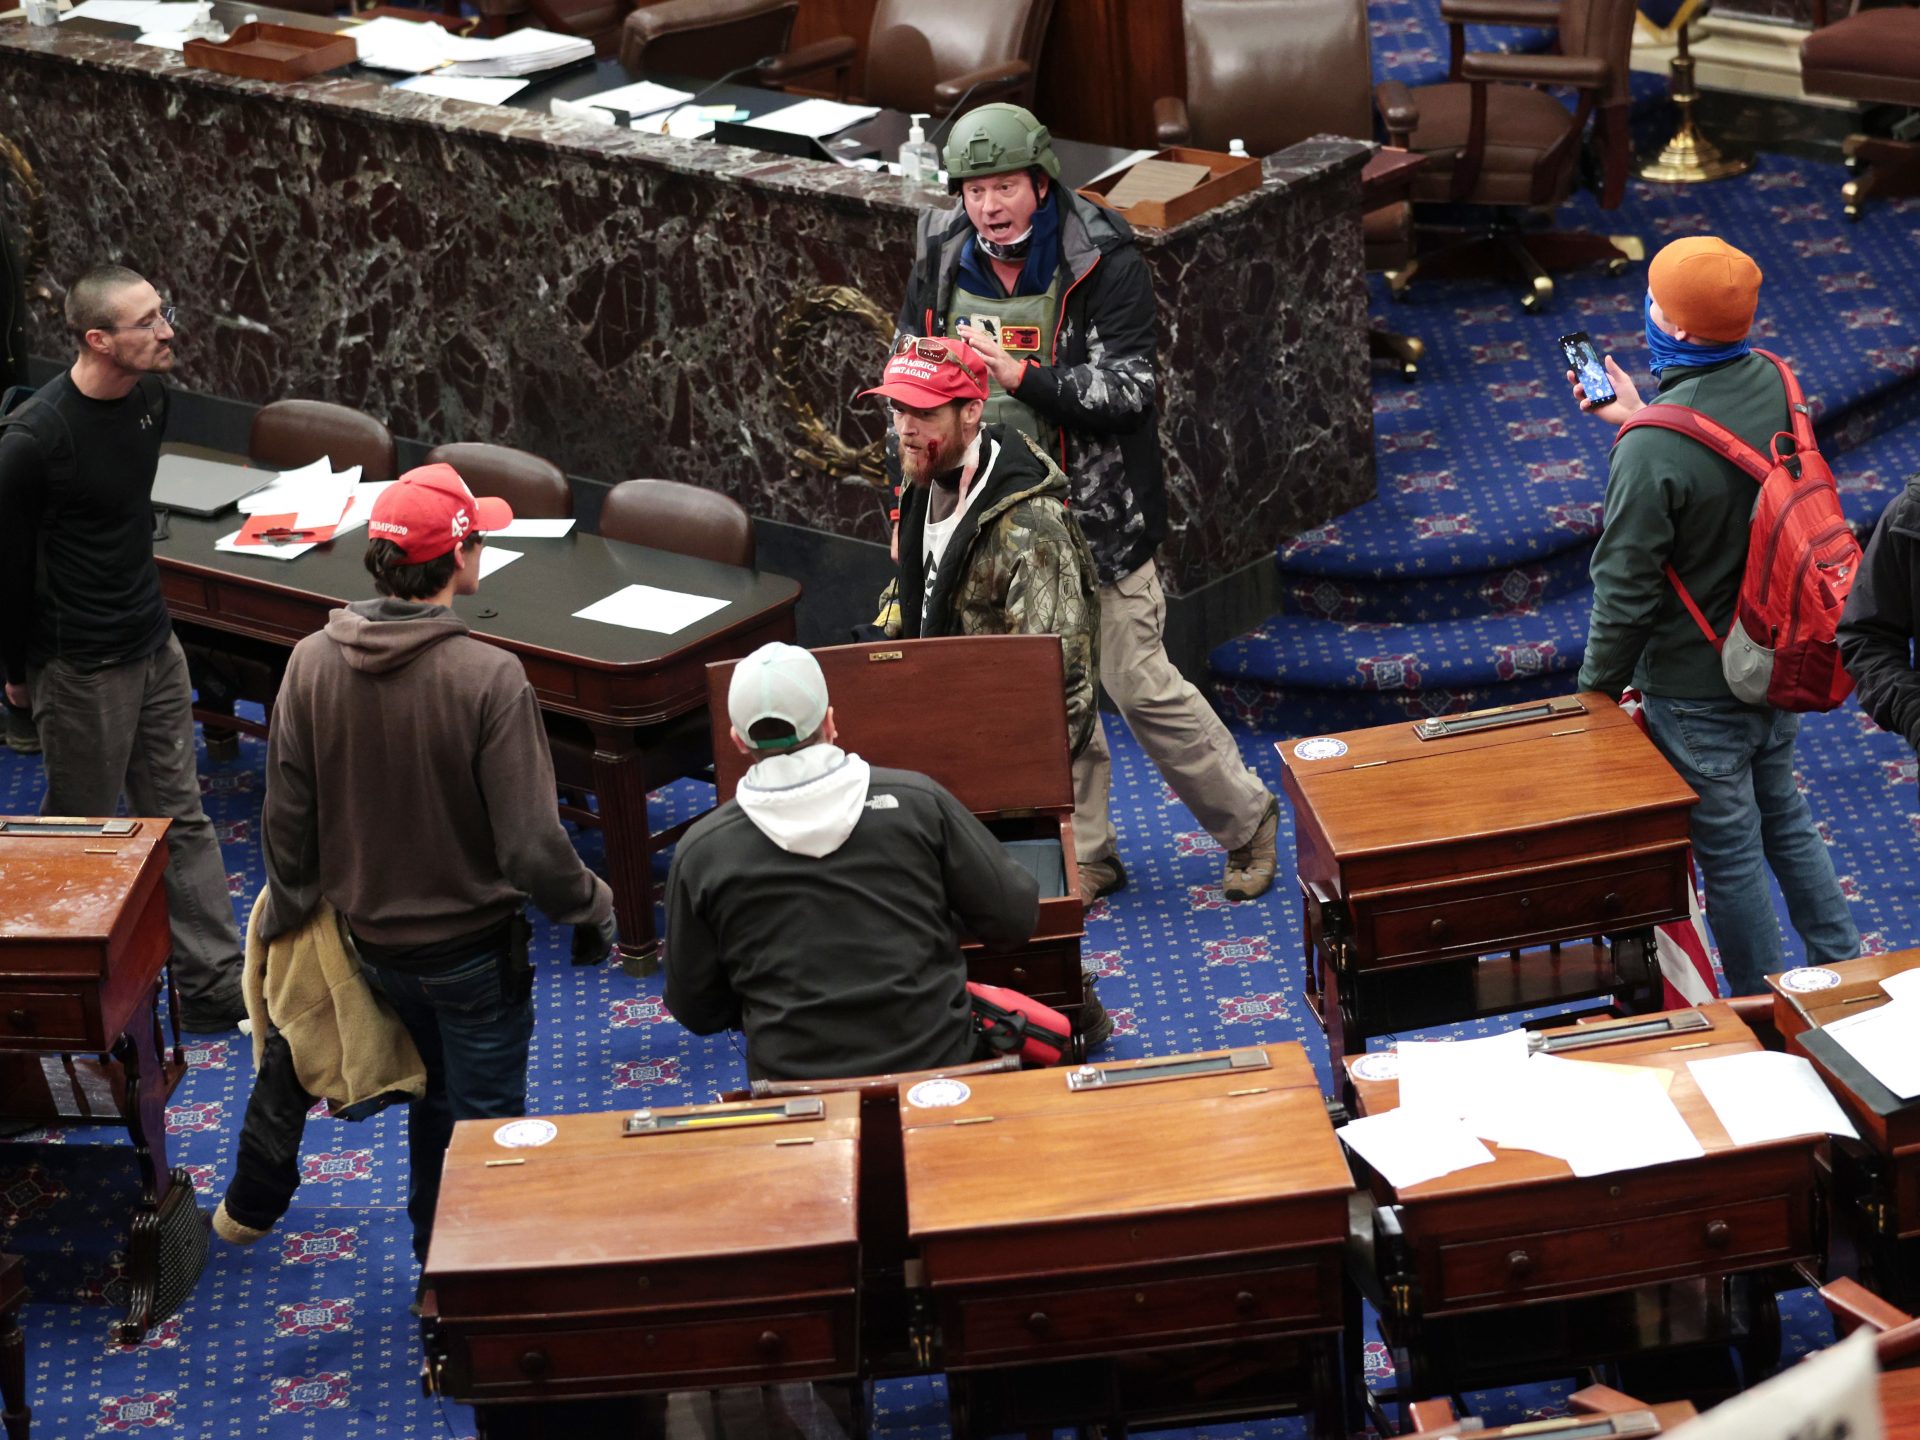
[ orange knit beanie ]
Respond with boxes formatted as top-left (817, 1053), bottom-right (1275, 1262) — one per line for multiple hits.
top-left (1647, 237), bottom-right (1764, 343)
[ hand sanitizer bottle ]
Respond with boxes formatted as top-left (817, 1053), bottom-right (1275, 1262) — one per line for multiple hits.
top-left (899, 113), bottom-right (938, 186)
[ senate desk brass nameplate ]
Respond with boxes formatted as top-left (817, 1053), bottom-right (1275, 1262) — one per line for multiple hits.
top-left (1414, 695), bottom-right (1587, 742)
top-left (0, 818), bottom-right (142, 837)
top-left (1529, 1009), bottom-right (1711, 1055)
top-left (1066, 1048), bottom-right (1271, 1091)
top-left (624, 1097), bottom-right (825, 1135)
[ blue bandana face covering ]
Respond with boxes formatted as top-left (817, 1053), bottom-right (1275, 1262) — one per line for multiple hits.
top-left (1644, 291), bottom-right (1752, 375)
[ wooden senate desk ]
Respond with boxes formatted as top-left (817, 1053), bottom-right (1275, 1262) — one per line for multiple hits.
top-left (1, 8), bottom-right (1374, 660)
top-left (422, 1093), bottom-right (860, 1437)
top-left (0, 818), bottom-right (204, 1344)
top-left (1768, 950), bottom-right (1920, 1307)
top-left (1343, 1005), bottom-right (1822, 1408)
top-left (152, 507), bottom-right (800, 968)
top-left (709, 637), bottom-right (1095, 1044)
top-left (1280, 694), bottom-right (1700, 1096)
top-left (902, 1044), bottom-right (1356, 1439)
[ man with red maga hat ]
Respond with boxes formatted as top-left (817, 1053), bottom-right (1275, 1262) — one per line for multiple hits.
top-left (249, 463), bottom-right (614, 1269)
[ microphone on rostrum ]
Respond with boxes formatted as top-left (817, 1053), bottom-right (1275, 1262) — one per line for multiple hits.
top-left (623, 55), bottom-right (782, 127)
top-left (928, 81), bottom-right (994, 150)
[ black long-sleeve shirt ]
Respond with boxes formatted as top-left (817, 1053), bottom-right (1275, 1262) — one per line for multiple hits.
top-left (0, 372), bottom-right (172, 684)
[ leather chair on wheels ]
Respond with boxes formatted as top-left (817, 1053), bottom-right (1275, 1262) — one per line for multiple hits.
top-left (617, 0), bottom-right (800, 78)
top-left (184, 400), bottom-right (401, 761)
top-left (544, 479), bottom-right (758, 947)
top-left (1802, 0), bottom-right (1920, 220)
top-left (764, 0), bottom-right (1056, 117)
top-left (1376, 0), bottom-right (1644, 312)
top-left (421, 441), bottom-right (572, 520)
top-left (1153, 0), bottom-right (1427, 380)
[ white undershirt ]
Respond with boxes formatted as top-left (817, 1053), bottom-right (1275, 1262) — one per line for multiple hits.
top-left (920, 434), bottom-right (995, 632)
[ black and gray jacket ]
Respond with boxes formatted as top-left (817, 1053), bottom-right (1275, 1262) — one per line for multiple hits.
top-left (664, 749), bottom-right (1040, 1082)
top-left (1840, 477), bottom-right (1920, 750)
top-left (897, 190), bottom-right (1164, 587)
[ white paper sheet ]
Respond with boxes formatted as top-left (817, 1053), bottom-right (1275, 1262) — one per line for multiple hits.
top-left (237, 460), bottom-right (364, 529)
top-left (134, 29), bottom-right (187, 48)
top-left (491, 517), bottom-right (575, 538)
top-left (1338, 1108), bottom-right (1496, 1191)
top-left (573, 79), bottom-right (692, 115)
top-left (62, 0), bottom-right (161, 23)
top-left (328, 480), bottom-right (396, 539)
top-left (1083, 147), bottom-right (1159, 187)
top-left (1880, 965), bottom-right (1920, 1001)
top-left (1491, 1053), bottom-right (1705, 1178)
top-left (1825, 996), bottom-right (1920, 1099)
top-left (1655, 1327), bottom-right (1882, 1440)
top-left (440, 25), bottom-right (591, 76)
top-left (476, 546), bottom-right (522, 579)
top-left (215, 527), bottom-right (318, 561)
top-left (394, 74), bottom-right (529, 105)
top-left (137, 3), bottom-right (203, 31)
top-left (572, 584), bottom-right (728, 635)
top-left (1688, 1051), bottom-right (1859, 1147)
top-left (348, 16), bottom-right (490, 73)
top-left (744, 98), bottom-right (880, 138)
top-left (1393, 1029), bottom-right (1530, 1132)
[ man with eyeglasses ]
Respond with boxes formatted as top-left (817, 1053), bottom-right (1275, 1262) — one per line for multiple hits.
top-left (892, 104), bottom-right (1279, 908)
top-left (0, 262), bottom-right (249, 1032)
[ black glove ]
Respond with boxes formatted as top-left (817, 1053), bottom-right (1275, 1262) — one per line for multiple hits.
top-left (571, 913), bottom-right (618, 966)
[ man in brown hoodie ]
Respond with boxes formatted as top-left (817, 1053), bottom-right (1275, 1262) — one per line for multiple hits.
top-left (257, 463), bottom-right (614, 1265)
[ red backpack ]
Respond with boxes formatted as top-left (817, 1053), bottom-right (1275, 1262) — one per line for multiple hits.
top-left (1612, 349), bottom-right (1861, 713)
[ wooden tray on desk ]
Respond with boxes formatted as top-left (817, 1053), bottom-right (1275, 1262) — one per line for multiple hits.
top-left (184, 23), bottom-right (357, 81)
top-left (1077, 146), bottom-right (1260, 229)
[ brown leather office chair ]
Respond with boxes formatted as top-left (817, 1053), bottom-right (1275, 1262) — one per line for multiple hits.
top-left (617, 0), bottom-right (798, 78)
top-left (1802, 0), bottom-right (1920, 219)
top-left (765, 0), bottom-right (1056, 116)
top-left (186, 400), bottom-right (397, 760)
top-left (545, 479), bottom-right (757, 907)
top-left (1153, 0), bottom-right (1426, 380)
top-left (422, 441), bottom-right (572, 520)
top-left (1374, 0), bottom-right (1644, 312)
top-left (248, 399), bottom-right (398, 481)
top-left (598, 477), bottom-right (755, 566)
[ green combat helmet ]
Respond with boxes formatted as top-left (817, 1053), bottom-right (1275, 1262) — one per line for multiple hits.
top-left (941, 103), bottom-right (1061, 191)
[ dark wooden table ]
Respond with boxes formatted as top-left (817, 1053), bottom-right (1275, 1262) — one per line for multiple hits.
top-left (1344, 1003), bottom-right (1821, 1409)
top-left (1279, 692), bottom-right (1699, 1102)
top-left (153, 507), bottom-right (801, 966)
top-left (902, 1043), bottom-right (1356, 1439)
top-left (0, 1253), bottom-right (25, 1440)
top-left (0, 819), bottom-right (201, 1344)
top-left (421, 1093), bottom-right (860, 1437)
top-left (1769, 949), bottom-right (1920, 1307)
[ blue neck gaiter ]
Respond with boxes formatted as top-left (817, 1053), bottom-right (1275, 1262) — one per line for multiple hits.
top-left (1645, 291), bottom-right (1752, 376)
top-left (959, 186), bottom-right (1063, 299)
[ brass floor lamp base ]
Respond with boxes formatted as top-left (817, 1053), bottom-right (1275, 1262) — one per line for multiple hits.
top-left (1636, 117), bottom-right (1752, 184)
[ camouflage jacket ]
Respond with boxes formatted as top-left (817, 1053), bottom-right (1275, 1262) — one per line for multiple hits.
top-left (878, 425), bottom-right (1100, 754)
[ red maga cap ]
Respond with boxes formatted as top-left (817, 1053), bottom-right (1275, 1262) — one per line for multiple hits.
top-left (366, 463), bottom-right (513, 564)
top-left (861, 337), bottom-right (990, 408)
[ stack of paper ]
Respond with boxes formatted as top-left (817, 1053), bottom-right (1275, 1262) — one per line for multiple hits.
top-left (1825, 994), bottom-right (1920, 1099)
top-left (1688, 1051), bottom-right (1858, 1146)
top-left (744, 97), bottom-right (880, 139)
top-left (348, 15), bottom-right (492, 73)
top-left (394, 74), bottom-right (529, 105)
top-left (440, 27), bottom-right (591, 77)
top-left (61, 0), bottom-right (163, 23)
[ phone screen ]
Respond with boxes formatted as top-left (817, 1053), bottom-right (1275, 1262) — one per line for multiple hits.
top-left (1559, 331), bottom-right (1617, 408)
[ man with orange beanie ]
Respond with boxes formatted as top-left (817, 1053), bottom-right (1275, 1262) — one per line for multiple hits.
top-left (1570, 236), bottom-right (1858, 995)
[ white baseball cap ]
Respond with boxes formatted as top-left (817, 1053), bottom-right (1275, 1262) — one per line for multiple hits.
top-left (728, 642), bottom-right (829, 750)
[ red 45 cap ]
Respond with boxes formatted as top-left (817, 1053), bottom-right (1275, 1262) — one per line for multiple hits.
top-left (367, 463), bottom-right (514, 563)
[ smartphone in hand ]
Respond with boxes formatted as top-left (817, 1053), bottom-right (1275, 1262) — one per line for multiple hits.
top-left (1559, 331), bottom-right (1618, 410)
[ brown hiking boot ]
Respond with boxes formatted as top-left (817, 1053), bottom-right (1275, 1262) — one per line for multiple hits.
top-left (1222, 796), bottom-right (1279, 901)
top-left (1076, 854), bottom-right (1128, 909)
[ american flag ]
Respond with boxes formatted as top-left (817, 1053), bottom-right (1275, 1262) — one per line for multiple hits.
top-left (1621, 690), bottom-right (1720, 1006)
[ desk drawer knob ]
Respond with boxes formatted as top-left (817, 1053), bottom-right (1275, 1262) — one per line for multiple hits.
top-left (1428, 918), bottom-right (1449, 943)
top-left (1603, 891), bottom-right (1624, 914)
top-left (1704, 1220), bottom-right (1731, 1249)
top-left (6, 1009), bottom-right (32, 1033)
top-left (758, 1330), bottom-right (783, 1356)
top-left (1026, 1311), bottom-right (1051, 1335)
top-left (1506, 1249), bottom-right (1534, 1281)
top-left (1011, 967), bottom-right (1030, 986)
top-left (518, 1350), bottom-right (550, 1379)
top-left (1235, 1290), bottom-right (1258, 1315)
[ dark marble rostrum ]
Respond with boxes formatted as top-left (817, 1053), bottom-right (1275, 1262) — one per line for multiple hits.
top-left (0, 19), bottom-right (1373, 613)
